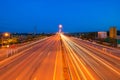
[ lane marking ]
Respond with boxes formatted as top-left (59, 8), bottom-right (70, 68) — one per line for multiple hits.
top-left (34, 77), bottom-right (37, 80)
top-left (53, 46), bottom-right (59, 80)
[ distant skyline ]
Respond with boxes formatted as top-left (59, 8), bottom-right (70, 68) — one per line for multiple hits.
top-left (0, 0), bottom-right (120, 33)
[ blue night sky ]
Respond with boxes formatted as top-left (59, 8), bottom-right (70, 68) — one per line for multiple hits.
top-left (0, 0), bottom-right (120, 33)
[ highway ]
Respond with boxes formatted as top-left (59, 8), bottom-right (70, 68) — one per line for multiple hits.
top-left (0, 34), bottom-right (120, 80)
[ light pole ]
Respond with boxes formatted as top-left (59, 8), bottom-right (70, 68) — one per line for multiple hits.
top-left (59, 24), bottom-right (62, 33)
top-left (1, 37), bottom-right (3, 47)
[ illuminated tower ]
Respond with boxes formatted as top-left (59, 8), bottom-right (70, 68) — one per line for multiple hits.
top-left (59, 24), bottom-right (62, 33)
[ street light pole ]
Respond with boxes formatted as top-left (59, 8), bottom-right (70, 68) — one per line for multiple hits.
top-left (1, 36), bottom-right (3, 47)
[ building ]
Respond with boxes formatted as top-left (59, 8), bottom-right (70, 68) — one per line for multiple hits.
top-left (109, 27), bottom-right (117, 39)
top-left (98, 32), bottom-right (107, 39)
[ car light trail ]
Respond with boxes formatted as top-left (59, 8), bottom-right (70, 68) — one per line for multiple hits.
top-left (0, 34), bottom-right (120, 80)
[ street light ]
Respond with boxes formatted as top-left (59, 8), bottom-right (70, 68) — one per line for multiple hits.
top-left (1, 32), bottom-right (10, 47)
top-left (4, 33), bottom-right (10, 37)
top-left (59, 24), bottom-right (62, 29)
top-left (59, 24), bottom-right (62, 33)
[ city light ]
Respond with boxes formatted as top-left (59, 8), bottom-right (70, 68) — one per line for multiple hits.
top-left (4, 32), bottom-right (10, 37)
top-left (59, 24), bottom-right (62, 29)
top-left (0, 0), bottom-right (120, 79)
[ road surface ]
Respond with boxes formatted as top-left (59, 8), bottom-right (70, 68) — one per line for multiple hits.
top-left (0, 34), bottom-right (120, 80)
